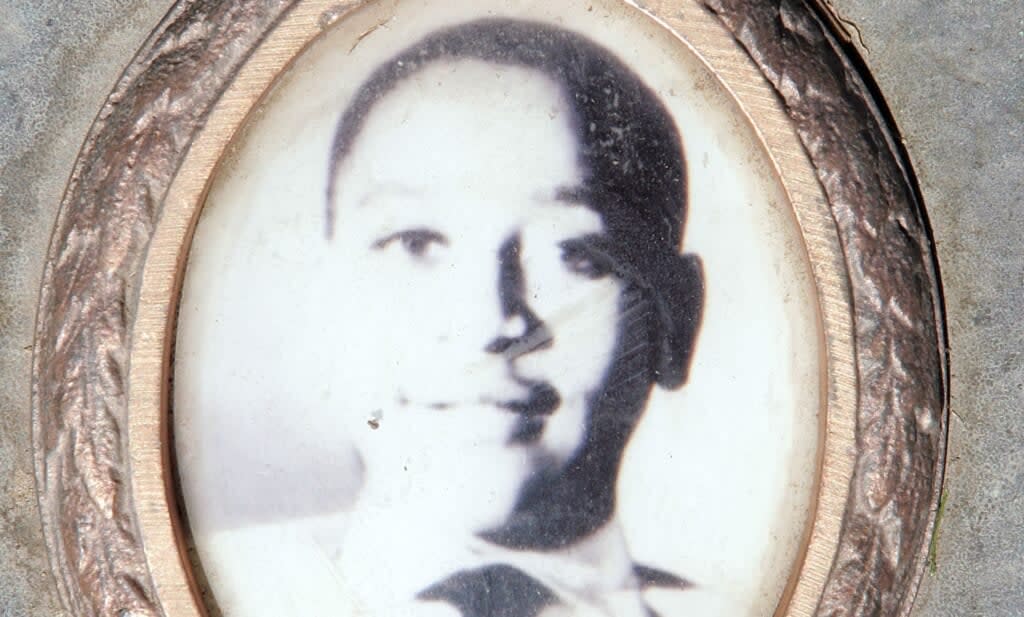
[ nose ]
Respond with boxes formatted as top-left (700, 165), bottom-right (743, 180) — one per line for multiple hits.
top-left (485, 234), bottom-right (553, 358)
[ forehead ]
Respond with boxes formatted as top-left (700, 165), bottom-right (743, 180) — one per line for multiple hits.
top-left (333, 59), bottom-right (584, 201)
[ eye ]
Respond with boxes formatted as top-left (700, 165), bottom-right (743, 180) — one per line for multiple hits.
top-left (560, 241), bottom-right (613, 280)
top-left (373, 229), bottom-right (449, 258)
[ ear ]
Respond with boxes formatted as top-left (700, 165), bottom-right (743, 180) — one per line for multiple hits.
top-left (653, 253), bottom-right (705, 390)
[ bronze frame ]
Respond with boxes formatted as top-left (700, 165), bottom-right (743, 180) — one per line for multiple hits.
top-left (30, 1), bottom-right (946, 616)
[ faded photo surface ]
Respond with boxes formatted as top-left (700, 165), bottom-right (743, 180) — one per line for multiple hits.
top-left (174, 2), bottom-right (823, 616)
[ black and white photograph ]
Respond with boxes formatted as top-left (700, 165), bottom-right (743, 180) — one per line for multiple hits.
top-left (173, 2), bottom-right (823, 615)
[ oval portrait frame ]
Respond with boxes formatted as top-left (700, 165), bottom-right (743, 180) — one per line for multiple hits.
top-left (30, 2), bottom-right (947, 617)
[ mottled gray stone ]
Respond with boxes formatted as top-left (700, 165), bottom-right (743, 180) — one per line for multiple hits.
top-left (0, 2), bottom-right (174, 615)
top-left (0, 1), bottom-right (1021, 616)
top-left (826, 1), bottom-right (1024, 615)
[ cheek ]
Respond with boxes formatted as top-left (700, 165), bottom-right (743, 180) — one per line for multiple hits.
top-left (523, 266), bottom-right (623, 394)
top-left (325, 241), bottom-right (505, 398)
top-left (322, 250), bottom-right (438, 388)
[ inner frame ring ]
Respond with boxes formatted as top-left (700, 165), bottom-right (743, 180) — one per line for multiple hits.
top-left (131, 2), bottom-right (852, 616)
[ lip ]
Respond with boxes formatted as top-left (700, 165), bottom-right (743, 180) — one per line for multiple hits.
top-left (494, 381), bottom-right (561, 417)
top-left (411, 381), bottom-right (561, 416)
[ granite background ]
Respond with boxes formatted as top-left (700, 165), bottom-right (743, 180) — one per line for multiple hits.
top-left (830, 2), bottom-right (1024, 615)
top-left (0, 1), bottom-right (1020, 615)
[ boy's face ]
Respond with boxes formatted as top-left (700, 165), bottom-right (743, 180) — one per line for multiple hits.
top-left (327, 60), bottom-right (624, 476)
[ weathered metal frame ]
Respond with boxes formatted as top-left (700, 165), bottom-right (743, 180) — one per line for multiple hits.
top-left (30, 1), bottom-right (946, 616)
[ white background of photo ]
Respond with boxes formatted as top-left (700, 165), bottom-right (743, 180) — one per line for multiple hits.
top-left (173, 1), bottom-right (824, 615)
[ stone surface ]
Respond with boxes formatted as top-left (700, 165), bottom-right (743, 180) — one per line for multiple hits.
top-left (825, 1), bottom-right (1024, 615)
top-left (0, 2), bottom-right (175, 615)
top-left (0, 1), bottom-right (1020, 616)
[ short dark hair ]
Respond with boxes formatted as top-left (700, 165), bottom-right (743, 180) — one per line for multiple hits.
top-left (326, 17), bottom-right (703, 389)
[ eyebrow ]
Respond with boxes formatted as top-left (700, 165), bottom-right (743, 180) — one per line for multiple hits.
top-left (357, 184), bottom-right (591, 208)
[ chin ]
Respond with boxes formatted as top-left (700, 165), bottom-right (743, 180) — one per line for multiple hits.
top-left (355, 418), bottom-right (532, 515)
top-left (532, 394), bottom-right (590, 461)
